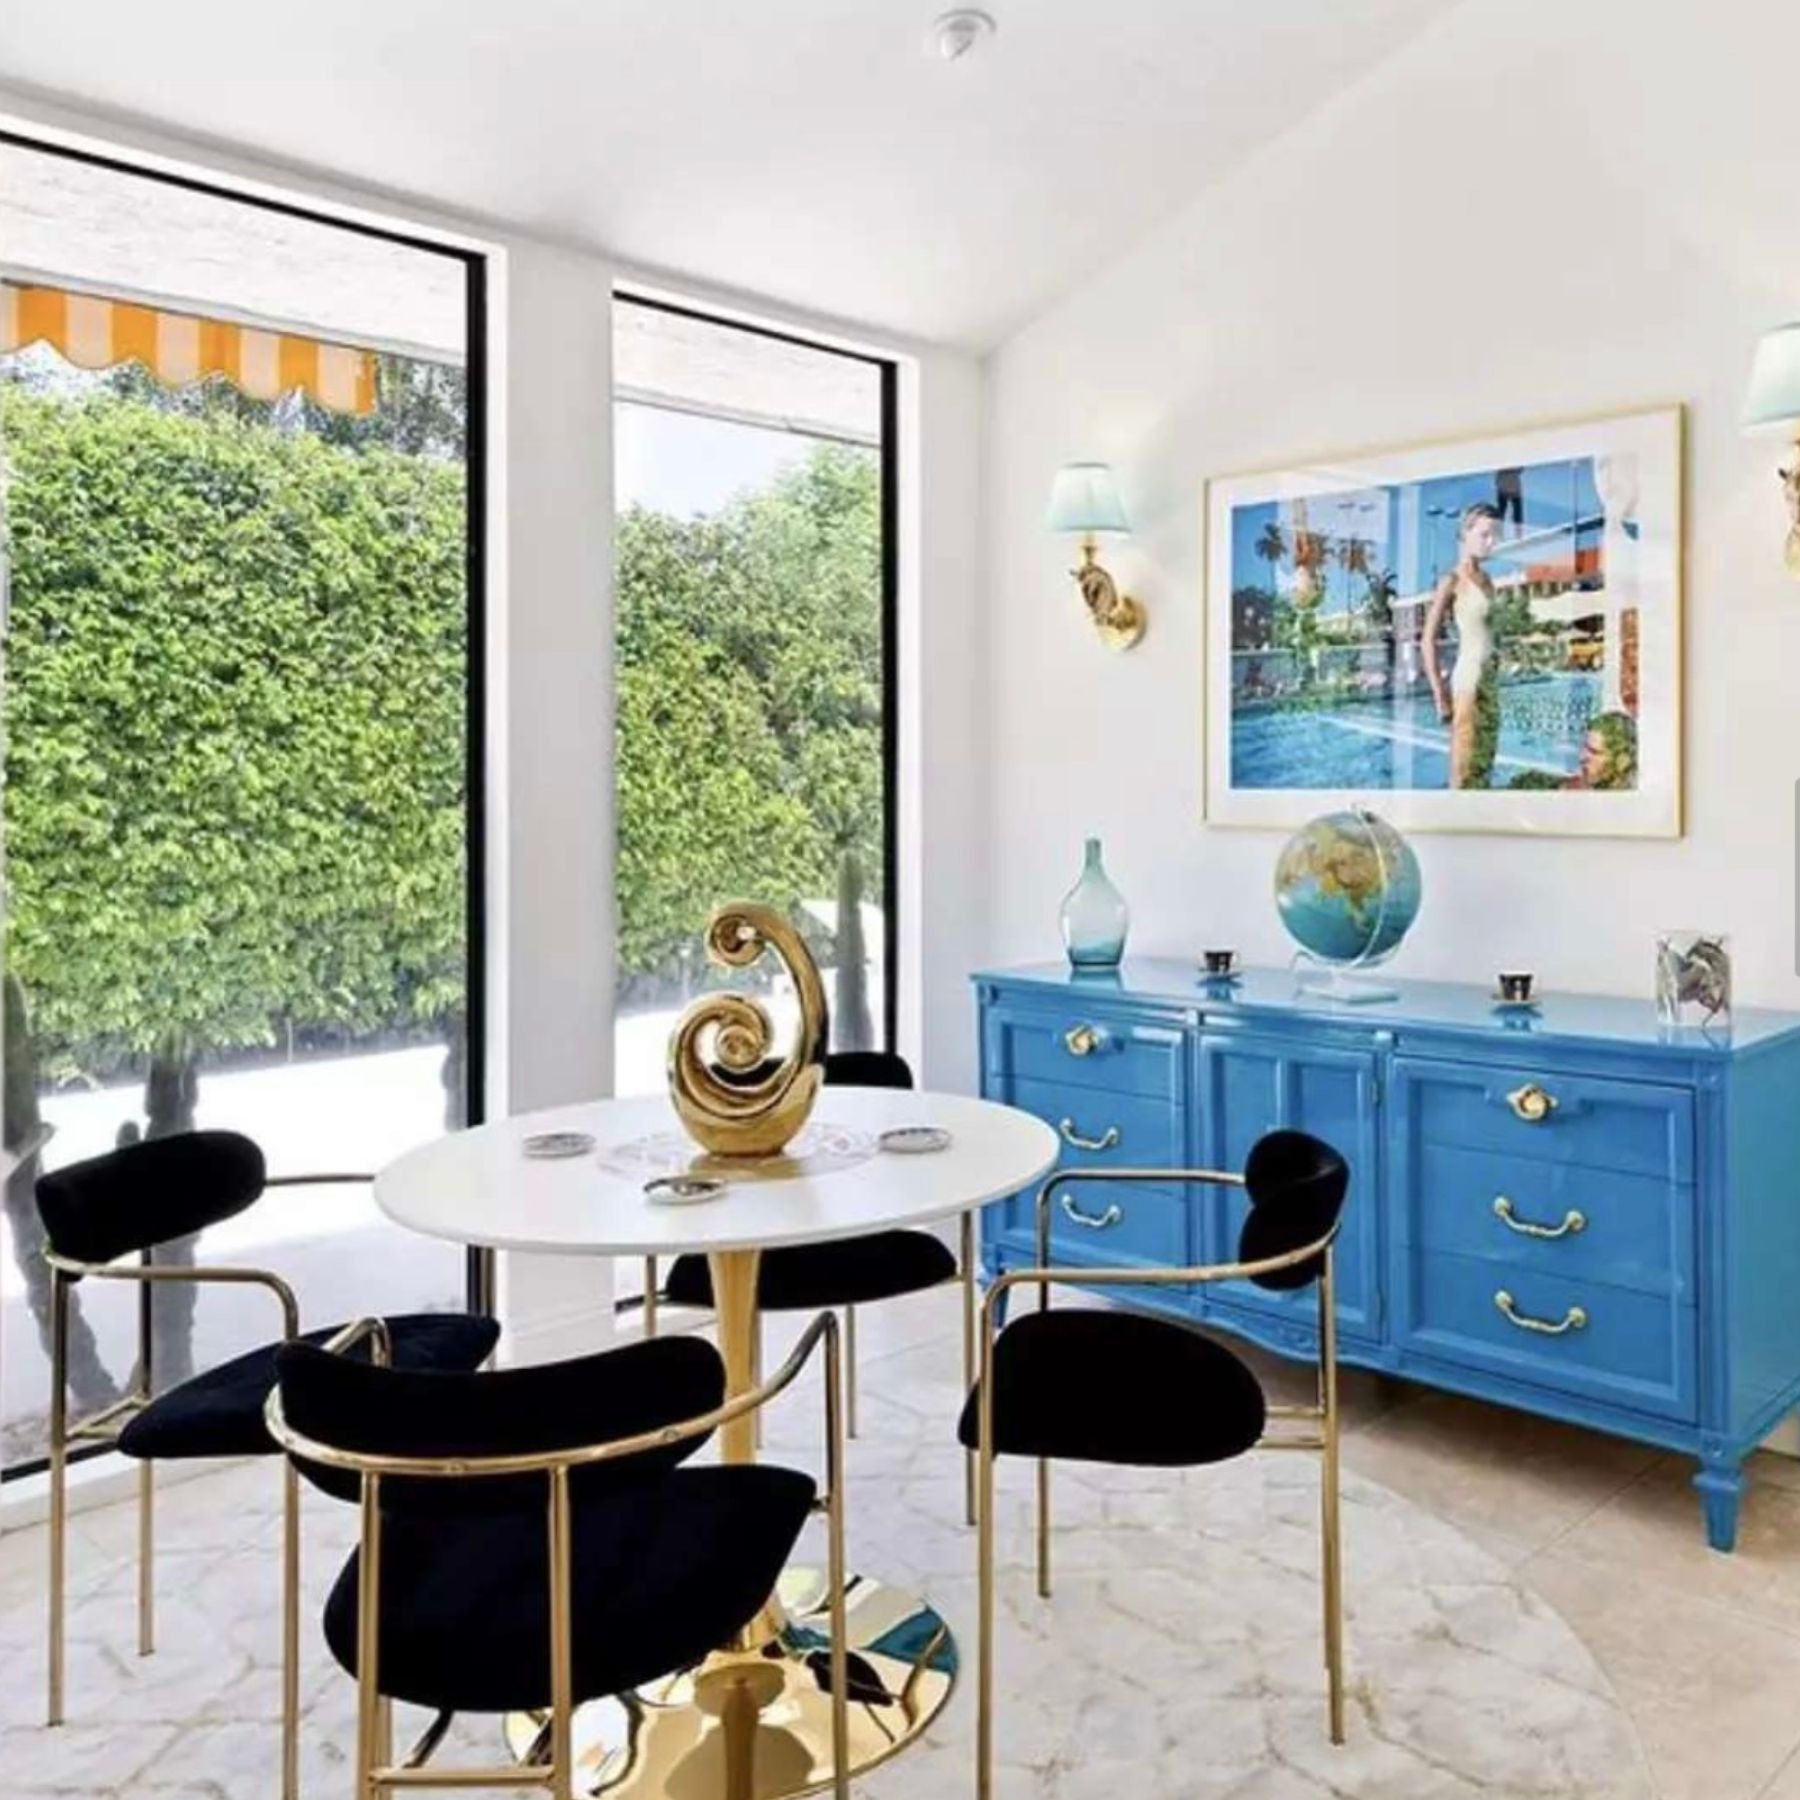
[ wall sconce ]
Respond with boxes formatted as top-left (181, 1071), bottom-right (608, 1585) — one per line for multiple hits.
top-left (1047, 462), bottom-right (1145, 649)
top-left (1742, 323), bottom-right (1800, 576)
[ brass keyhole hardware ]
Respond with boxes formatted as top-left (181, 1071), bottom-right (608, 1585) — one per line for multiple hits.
top-left (1058, 1118), bottom-right (1121, 1152)
top-left (1494, 1290), bottom-right (1588, 1335)
top-left (1493, 1196), bottom-right (1587, 1240)
top-left (1063, 1024), bottom-right (1103, 1057)
top-left (1060, 1193), bottom-right (1124, 1230)
top-left (1506, 1082), bottom-right (1558, 1123)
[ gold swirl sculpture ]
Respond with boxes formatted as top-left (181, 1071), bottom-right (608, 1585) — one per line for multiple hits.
top-left (668, 902), bottom-right (829, 1157)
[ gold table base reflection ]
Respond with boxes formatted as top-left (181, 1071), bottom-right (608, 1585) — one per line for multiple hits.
top-left (505, 1247), bottom-right (956, 1797)
top-left (504, 1564), bottom-right (954, 1797)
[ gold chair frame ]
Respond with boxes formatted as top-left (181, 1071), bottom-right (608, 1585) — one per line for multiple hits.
top-left (265, 1310), bottom-right (853, 1800)
top-left (44, 1170), bottom-right (373, 1800)
top-left (973, 1166), bottom-right (1346, 1800)
top-left (643, 1207), bottom-right (982, 1521)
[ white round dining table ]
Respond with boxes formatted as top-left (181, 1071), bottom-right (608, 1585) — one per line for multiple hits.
top-left (377, 1087), bottom-right (1055, 1453)
top-left (373, 1085), bottom-right (1058, 1797)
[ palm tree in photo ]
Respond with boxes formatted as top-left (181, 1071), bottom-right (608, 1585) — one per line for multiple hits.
top-left (1364, 567), bottom-right (1400, 688)
top-left (1338, 536), bottom-right (1372, 621)
top-left (1254, 519), bottom-right (1287, 607)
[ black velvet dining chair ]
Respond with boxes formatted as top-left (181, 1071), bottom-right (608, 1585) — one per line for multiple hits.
top-left (958, 1129), bottom-right (1352, 1797)
top-left (646, 1049), bottom-right (981, 1514)
top-left (267, 1311), bottom-right (852, 1798)
top-left (34, 1129), bottom-right (499, 1800)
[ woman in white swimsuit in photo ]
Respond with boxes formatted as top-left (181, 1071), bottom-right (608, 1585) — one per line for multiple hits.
top-left (1421, 502), bottom-right (1502, 789)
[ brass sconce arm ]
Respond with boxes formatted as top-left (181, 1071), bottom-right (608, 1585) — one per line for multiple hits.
top-left (1073, 535), bottom-right (1146, 650)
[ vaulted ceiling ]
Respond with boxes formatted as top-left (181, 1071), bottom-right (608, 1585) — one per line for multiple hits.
top-left (0, 0), bottom-right (1455, 348)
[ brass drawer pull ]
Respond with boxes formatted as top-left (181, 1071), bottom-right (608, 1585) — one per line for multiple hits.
top-left (1506, 1082), bottom-right (1558, 1123)
top-left (1494, 1289), bottom-right (1588, 1335)
top-left (1059, 1117), bottom-right (1121, 1152)
top-left (1060, 1193), bottom-right (1124, 1231)
top-left (1063, 1023), bottom-right (1104, 1057)
top-left (1493, 1196), bottom-right (1587, 1240)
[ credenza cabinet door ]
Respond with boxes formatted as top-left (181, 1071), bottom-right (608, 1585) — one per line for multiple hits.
top-left (1197, 1032), bottom-right (1382, 1345)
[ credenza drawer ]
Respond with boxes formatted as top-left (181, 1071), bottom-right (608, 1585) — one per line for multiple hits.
top-left (1044, 1178), bottom-right (1187, 1266)
top-left (985, 1004), bottom-right (1184, 1101)
top-left (1403, 1143), bottom-right (1693, 1300)
top-left (1396, 1056), bottom-right (1693, 1184)
top-left (1007, 1077), bottom-right (1185, 1172)
top-left (1401, 1251), bottom-right (1696, 1422)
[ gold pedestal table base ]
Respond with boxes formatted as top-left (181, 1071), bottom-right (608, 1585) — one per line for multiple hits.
top-left (504, 1563), bottom-right (955, 1798)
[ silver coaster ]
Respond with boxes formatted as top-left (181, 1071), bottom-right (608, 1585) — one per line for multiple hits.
top-left (878, 1126), bottom-right (953, 1155)
top-left (643, 1174), bottom-right (728, 1206)
top-left (523, 1130), bottom-right (595, 1159)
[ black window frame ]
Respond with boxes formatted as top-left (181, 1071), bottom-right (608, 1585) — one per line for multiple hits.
top-left (612, 289), bottom-right (902, 1056)
top-left (0, 128), bottom-right (491, 1477)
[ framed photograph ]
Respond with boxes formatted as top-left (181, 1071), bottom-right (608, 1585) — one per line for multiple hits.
top-left (1204, 405), bottom-right (1684, 836)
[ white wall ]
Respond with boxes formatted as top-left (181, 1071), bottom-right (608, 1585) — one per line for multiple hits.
top-left (981, 0), bottom-right (1800, 1007)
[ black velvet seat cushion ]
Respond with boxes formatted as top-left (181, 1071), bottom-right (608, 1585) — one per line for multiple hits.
top-left (956, 1308), bottom-right (1267, 1466)
top-left (664, 1229), bottom-right (956, 1312)
top-left (323, 1464), bottom-right (816, 1713)
top-left (37, 1130), bottom-right (267, 1265)
top-left (118, 1313), bottom-right (499, 1462)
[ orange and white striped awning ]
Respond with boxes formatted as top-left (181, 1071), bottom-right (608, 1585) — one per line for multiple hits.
top-left (0, 280), bottom-right (377, 416)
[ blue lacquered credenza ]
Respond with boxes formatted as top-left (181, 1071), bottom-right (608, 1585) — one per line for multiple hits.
top-left (973, 958), bottom-right (1800, 1550)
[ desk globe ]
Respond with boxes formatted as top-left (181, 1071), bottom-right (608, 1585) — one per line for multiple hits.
top-left (1274, 807), bottom-right (1421, 1001)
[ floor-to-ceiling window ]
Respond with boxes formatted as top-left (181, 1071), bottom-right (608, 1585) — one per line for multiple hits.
top-left (610, 295), bottom-right (896, 1096)
top-left (0, 137), bottom-right (485, 1474)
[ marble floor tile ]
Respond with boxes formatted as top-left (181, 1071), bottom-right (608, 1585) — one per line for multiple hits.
top-left (1526, 1547), bottom-right (1800, 1800)
top-left (1550, 1452), bottom-right (1800, 1633)
top-left (1338, 1384), bottom-right (1662, 1564)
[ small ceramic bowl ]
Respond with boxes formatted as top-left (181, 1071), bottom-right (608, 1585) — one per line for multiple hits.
top-left (878, 1126), bottom-right (953, 1155)
top-left (643, 1174), bottom-right (728, 1205)
top-left (523, 1130), bottom-right (596, 1159)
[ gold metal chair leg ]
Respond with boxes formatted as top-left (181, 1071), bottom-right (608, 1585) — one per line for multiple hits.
top-left (1036, 1457), bottom-right (1051, 1600)
top-left (825, 1320), bottom-right (851, 1800)
top-left (355, 1475), bottom-right (384, 1800)
top-left (47, 1267), bottom-right (69, 1727)
top-left (844, 1305), bottom-right (858, 1440)
top-left (281, 1462), bottom-right (302, 1800)
top-left (976, 1306), bottom-right (998, 1800)
top-left (642, 1256), bottom-right (659, 1338)
top-left (548, 1468), bottom-right (575, 1800)
top-left (137, 1462), bottom-right (155, 1658)
top-left (137, 1256), bottom-right (155, 1658)
top-left (1321, 1251), bottom-right (1346, 1745)
top-left (961, 1214), bottom-right (978, 1528)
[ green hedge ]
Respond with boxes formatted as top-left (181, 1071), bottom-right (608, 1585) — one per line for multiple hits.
top-left (2, 386), bottom-right (469, 1079)
top-left (1, 385), bottom-right (883, 1078)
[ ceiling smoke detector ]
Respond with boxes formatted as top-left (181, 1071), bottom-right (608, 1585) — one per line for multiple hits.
top-left (929, 8), bottom-right (997, 63)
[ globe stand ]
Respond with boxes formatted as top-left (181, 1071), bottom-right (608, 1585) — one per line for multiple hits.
top-left (1291, 949), bottom-right (1400, 1006)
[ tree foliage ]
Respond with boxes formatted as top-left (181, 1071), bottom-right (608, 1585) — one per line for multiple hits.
top-left (1, 377), bottom-right (883, 1075)
top-left (1, 385), bottom-right (468, 1080)
top-left (615, 443), bottom-right (884, 999)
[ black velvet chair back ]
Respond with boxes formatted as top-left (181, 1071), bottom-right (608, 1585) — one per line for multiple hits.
top-left (36, 1129), bottom-right (267, 1266)
top-left (1236, 1130), bottom-right (1349, 1292)
top-left (824, 1050), bottom-right (913, 1090)
top-left (276, 1334), bottom-right (728, 1515)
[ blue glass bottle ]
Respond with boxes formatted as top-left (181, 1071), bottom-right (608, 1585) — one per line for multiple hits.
top-left (1060, 837), bottom-right (1129, 968)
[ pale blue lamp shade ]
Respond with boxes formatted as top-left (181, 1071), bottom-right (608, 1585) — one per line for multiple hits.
top-left (1743, 324), bottom-right (1800, 434)
top-left (1047, 462), bottom-right (1130, 533)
